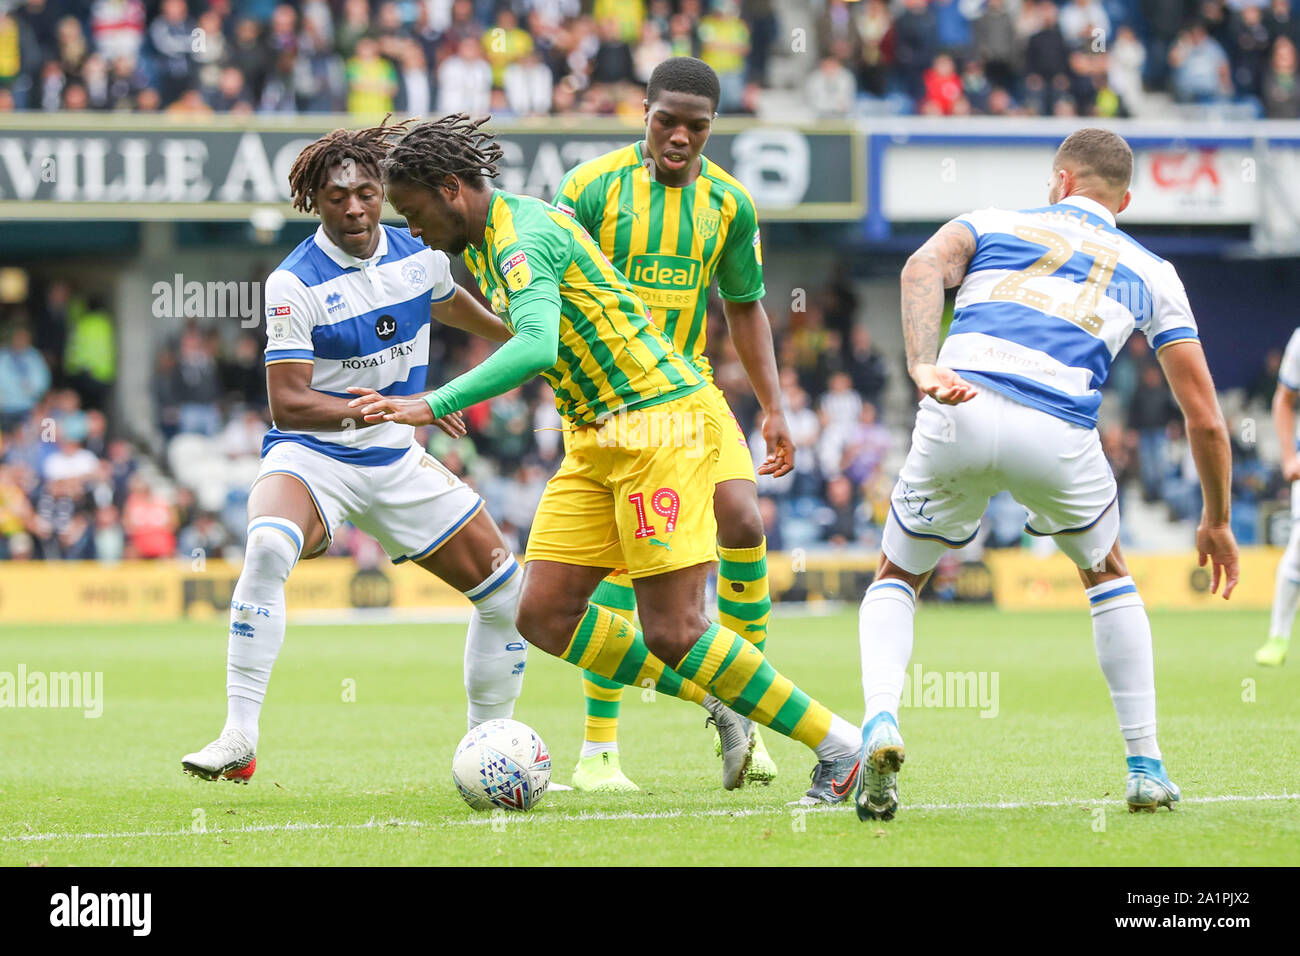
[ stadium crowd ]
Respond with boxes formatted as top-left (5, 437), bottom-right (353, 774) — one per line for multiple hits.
top-left (0, 272), bottom-right (1283, 563)
top-left (1, 0), bottom-right (1300, 120)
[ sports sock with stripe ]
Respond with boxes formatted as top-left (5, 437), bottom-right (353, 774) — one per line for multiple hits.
top-left (717, 539), bottom-right (772, 653)
top-left (560, 604), bottom-right (857, 760)
top-left (858, 576), bottom-right (918, 724)
top-left (224, 517), bottom-right (303, 750)
top-left (580, 575), bottom-right (637, 756)
top-left (462, 556), bottom-right (527, 730)
top-left (1087, 576), bottom-right (1161, 760)
top-left (1269, 526), bottom-right (1300, 640)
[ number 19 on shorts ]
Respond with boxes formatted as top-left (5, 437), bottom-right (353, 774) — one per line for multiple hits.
top-left (628, 488), bottom-right (681, 539)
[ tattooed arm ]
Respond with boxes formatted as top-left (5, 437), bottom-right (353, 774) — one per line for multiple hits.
top-left (900, 220), bottom-right (979, 405)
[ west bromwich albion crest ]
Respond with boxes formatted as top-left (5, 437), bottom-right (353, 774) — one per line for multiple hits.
top-left (695, 208), bottom-right (721, 240)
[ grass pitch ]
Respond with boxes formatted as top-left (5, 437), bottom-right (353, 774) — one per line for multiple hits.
top-left (2, 607), bottom-right (1297, 866)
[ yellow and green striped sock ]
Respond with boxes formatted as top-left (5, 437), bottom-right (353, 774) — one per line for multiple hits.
top-left (562, 604), bottom-right (708, 707)
top-left (717, 539), bottom-right (771, 653)
top-left (675, 623), bottom-right (832, 750)
top-left (582, 576), bottom-right (637, 747)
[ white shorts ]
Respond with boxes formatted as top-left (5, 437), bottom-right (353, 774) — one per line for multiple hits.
top-left (255, 440), bottom-right (483, 562)
top-left (883, 390), bottom-right (1119, 574)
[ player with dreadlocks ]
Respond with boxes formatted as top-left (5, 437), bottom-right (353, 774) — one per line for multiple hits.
top-left (181, 121), bottom-right (533, 784)
top-left (351, 114), bottom-right (866, 798)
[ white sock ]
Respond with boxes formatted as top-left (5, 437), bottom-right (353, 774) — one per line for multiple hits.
top-left (581, 741), bottom-right (617, 758)
top-left (815, 714), bottom-right (863, 761)
top-left (223, 518), bottom-right (301, 749)
top-left (1269, 528), bottom-right (1300, 640)
top-left (1087, 576), bottom-right (1161, 760)
top-left (859, 577), bottom-right (917, 724)
top-left (463, 556), bottom-right (527, 730)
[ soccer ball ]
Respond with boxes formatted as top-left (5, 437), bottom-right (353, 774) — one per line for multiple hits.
top-left (451, 718), bottom-right (551, 812)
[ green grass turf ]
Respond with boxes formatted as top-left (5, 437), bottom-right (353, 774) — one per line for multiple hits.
top-left (1, 608), bottom-right (1297, 866)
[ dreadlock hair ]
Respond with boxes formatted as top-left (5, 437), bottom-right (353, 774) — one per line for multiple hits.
top-left (379, 113), bottom-right (504, 194)
top-left (646, 57), bottom-right (720, 112)
top-left (287, 116), bottom-right (413, 214)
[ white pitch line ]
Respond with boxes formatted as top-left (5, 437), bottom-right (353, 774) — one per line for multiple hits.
top-left (4, 792), bottom-right (1296, 844)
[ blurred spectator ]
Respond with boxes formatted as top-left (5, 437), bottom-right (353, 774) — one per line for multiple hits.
top-left (1262, 35), bottom-right (1300, 117)
top-left (93, 503), bottom-right (125, 562)
top-left (1129, 362), bottom-right (1182, 502)
top-left (1248, 346), bottom-right (1282, 408)
top-left (819, 371), bottom-right (863, 431)
top-left (698, 0), bottom-right (748, 112)
top-left (839, 402), bottom-right (892, 487)
top-left (590, 15), bottom-right (636, 86)
top-left (483, 7), bottom-right (532, 89)
top-left (438, 34), bottom-right (491, 114)
top-left (845, 326), bottom-right (887, 407)
top-left (148, 0), bottom-right (196, 106)
top-left (594, 0), bottom-right (645, 44)
top-left (0, 325), bottom-right (51, 430)
top-left (922, 52), bottom-right (964, 114)
top-left (634, 18), bottom-right (671, 83)
top-left (893, 0), bottom-right (939, 100)
top-left (805, 49), bottom-right (856, 117)
top-left (397, 40), bottom-right (431, 115)
top-left (178, 509), bottom-right (231, 560)
top-left (174, 328), bottom-right (222, 436)
top-left (91, 0), bottom-right (145, 62)
top-left (42, 436), bottom-right (98, 483)
top-left (932, 0), bottom-right (972, 55)
top-left (64, 295), bottom-right (115, 411)
top-left (346, 36), bottom-right (397, 115)
top-left (505, 48), bottom-right (553, 115)
top-left (1059, 0), bottom-right (1110, 52)
top-left (1229, 3), bottom-right (1273, 98)
top-left (121, 475), bottom-right (176, 558)
top-left (1025, 0), bottom-right (1073, 112)
top-left (974, 0), bottom-right (1018, 89)
top-left (1170, 21), bottom-right (1233, 103)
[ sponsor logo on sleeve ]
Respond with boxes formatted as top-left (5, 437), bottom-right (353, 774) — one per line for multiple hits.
top-left (753, 229), bottom-right (762, 266)
top-left (502, 251), bottom-right (532, 291)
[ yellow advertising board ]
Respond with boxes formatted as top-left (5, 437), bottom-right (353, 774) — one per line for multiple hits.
top-left (0, 558), bottom-right (467, 624)
top-left (0, 548), bottom-right (1279, 624)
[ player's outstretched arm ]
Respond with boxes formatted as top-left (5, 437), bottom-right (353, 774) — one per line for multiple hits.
top-left (431, 284), bottom-right (512, 343)
top-left (902, 220), bottom-right (978, 405)
top-left (1273, 382), bottom-right (1300, 482)
top-left (1158, 340), bottom-right (1239, 598)
top-left (349, 299), bottom-right (560, 426)
top-left (722, 298), bottom-right (793, 477)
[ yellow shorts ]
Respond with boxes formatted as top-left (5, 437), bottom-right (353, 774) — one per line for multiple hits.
top-left (525, 385), bottom-right (733, 578)
top-left (713, 387), bottom-right (757, 485)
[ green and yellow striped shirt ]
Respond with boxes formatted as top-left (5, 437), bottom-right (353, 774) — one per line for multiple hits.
top-left (446, 188), bottom-right (704, 426)
top-left (554, 141), bottom-right (766, 382)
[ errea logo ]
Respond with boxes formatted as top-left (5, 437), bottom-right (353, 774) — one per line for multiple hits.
top-left (50, 886), bottom-right (151, 936)
top-left (325, 292), bottom-right (346, 314)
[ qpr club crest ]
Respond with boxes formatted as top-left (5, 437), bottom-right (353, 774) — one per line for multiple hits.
top-left (401, 260), bottom-right (427, 291)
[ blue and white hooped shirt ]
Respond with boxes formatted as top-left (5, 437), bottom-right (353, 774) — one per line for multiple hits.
top-left (261, 224), bottom-right (455, 466)
top-left (944, 195), bottom-right (1199, 430)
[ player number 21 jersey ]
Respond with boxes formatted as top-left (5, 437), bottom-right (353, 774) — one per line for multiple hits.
top-left (943, 194), bottom-right (1200, 430)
